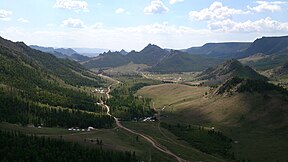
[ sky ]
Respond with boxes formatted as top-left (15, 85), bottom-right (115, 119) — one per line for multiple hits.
top-left (0, 0), bottom-right (288, 51)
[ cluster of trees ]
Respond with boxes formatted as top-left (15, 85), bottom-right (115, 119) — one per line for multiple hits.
top-left (0, 90), bottom-right (114, 128)
top-left (161, 123), bottom-right (234, 159)
top-left (236, 78), bottom-right (288, 95)
top-left (129, 83), bottom-right (150, 93)
top-left (107, 83), bottom-right (155, 120)
top-left (218, 77), bottom-right (288, 100)
top-left (0, 130), bottom-right (137, 162)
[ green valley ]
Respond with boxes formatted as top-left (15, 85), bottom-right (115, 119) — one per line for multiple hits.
top-left (1, 35), bottom-right (288, 162)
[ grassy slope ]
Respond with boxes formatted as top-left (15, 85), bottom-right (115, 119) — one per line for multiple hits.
top-left (137, 83), bottom-right (209, 109)
top-left (137, 83), bottom-right (288, 161)
top-left (103, 62), bottom-right (150, 76)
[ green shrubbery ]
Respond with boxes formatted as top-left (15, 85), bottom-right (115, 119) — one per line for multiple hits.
top-left (161, 123), bottom-right (234, 159)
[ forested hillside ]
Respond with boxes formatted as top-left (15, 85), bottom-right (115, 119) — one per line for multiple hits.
top-left (0, 37), bottom-right (112, 128)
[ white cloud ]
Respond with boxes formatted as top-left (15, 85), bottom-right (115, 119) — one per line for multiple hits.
top-left (17, 18), bottom-right (29, 23)
top-left (54, 0), bottom-right (88, 12)
top-left (169, 0), bottom-right (184, 5)
top-left (209, 17), bottom-right (288, 33)
top-left (115, 8), bottom-right (130, 14)
top-left (62, 18), bottom-right (85, 28)
top-left (189, 1), bottom-right (247, 21)
top-left (47, 24), bottom-right (55, 27)
top-left (116, 22), bottom-right (209, 35)
top-left (248, 1), bottom-right (287, 12)
top-left (1, 22), bottom-right (210, 50)
top-left (90, 22), bottom-right (104, 29)
top-left (0, 9), bottom-right (12, 21)
top-left (5, 21), bottom-right (286, 51)
top-left (144, 0), bottom-right (169, 14)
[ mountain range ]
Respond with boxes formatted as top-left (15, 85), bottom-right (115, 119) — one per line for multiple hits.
top-left (184, 36), bottom-right (288, 59)
top-left (82, 44), bottom-right (224, 72)
top-left (80, 35), bottom-right (288, 73)
top-left (184, 42), bottom-right (251, 58)
top-left (30, 45), bottom-right (91, 62)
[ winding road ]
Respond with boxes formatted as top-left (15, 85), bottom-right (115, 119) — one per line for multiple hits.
top-left (100, 81), bottom-right (188, 162)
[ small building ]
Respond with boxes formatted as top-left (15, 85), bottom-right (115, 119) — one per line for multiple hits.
top-left (88, 126), bottom-right (94, 131)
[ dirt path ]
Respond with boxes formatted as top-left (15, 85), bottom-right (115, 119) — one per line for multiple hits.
top-left (154, 105), bottom-right (189, 148)
top-left (154, 105), bottom-right (224, 162)
top-left (99, 78), bottom-right (188, 162)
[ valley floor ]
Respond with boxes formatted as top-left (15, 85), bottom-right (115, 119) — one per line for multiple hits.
top-left (2, 73), bottom-right (288, 162)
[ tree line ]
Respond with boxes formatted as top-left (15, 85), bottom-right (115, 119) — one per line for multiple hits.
top-left (161, 123), bottom-right (234, 160)
top-left (107, 83), bottom-right (155, 121)
top-left (0, 130), bottom-right (137, 162)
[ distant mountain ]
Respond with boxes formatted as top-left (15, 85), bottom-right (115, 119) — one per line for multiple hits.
top-left (242, 36), bottom-right (288, 57)
top-left (184, 36), bottom-right (288, 61)
top-left (83, 44), bottom-right (169, 69)
top-left (54, 48), bottom-right (78, 56)
top-left (73, 48), bottom-right (110, 57)
top-left (70, 53), bottom-right (90, 62)
top-left (237, 36), bottom-right (288, 70)
top-left (185, 42), bottom-right (251, 58)
top-left (30, 45), bottom-right (55, 53)
top-left (126, 44), bottom-right (169, 66)
top-left (30, 45), bottom-right (68, 58)
top-left (148, 50), bottom-right (223, 73)
top-left (30, 45), bottom-right (90, 62)
top-left (120, 49), bottom-right (128, 55)
top-left (82, 36), bottom-right (288, 73)
top-left (198, 59), bottom-right (267, 84)
top-left (83, 44), bottom-right (223, 72)
top-left (82, 51), bottom-right (130, 69)
top-left (30, 45), bottom-right (78, 57)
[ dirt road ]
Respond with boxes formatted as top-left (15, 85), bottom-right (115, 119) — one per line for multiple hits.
top-left (100, 82), bottom-right (188, 162)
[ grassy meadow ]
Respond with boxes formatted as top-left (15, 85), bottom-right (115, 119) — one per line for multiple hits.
top-left (137, 83), bottom-right (288, 162)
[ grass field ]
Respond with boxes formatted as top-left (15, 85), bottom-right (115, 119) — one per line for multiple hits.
top-left (137, 83), bottom-right (288, 161)
top-left (137, 83), bottom-right (209, 109)
top-left (103, 62), bottom-right (150, 76)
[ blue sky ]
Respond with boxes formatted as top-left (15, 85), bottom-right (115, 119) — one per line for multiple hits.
top-left (0, 0), bottom-right (288, 50)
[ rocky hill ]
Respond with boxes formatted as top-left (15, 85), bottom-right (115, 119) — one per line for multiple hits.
top-left (198, 59), bottom-right (267, 84)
